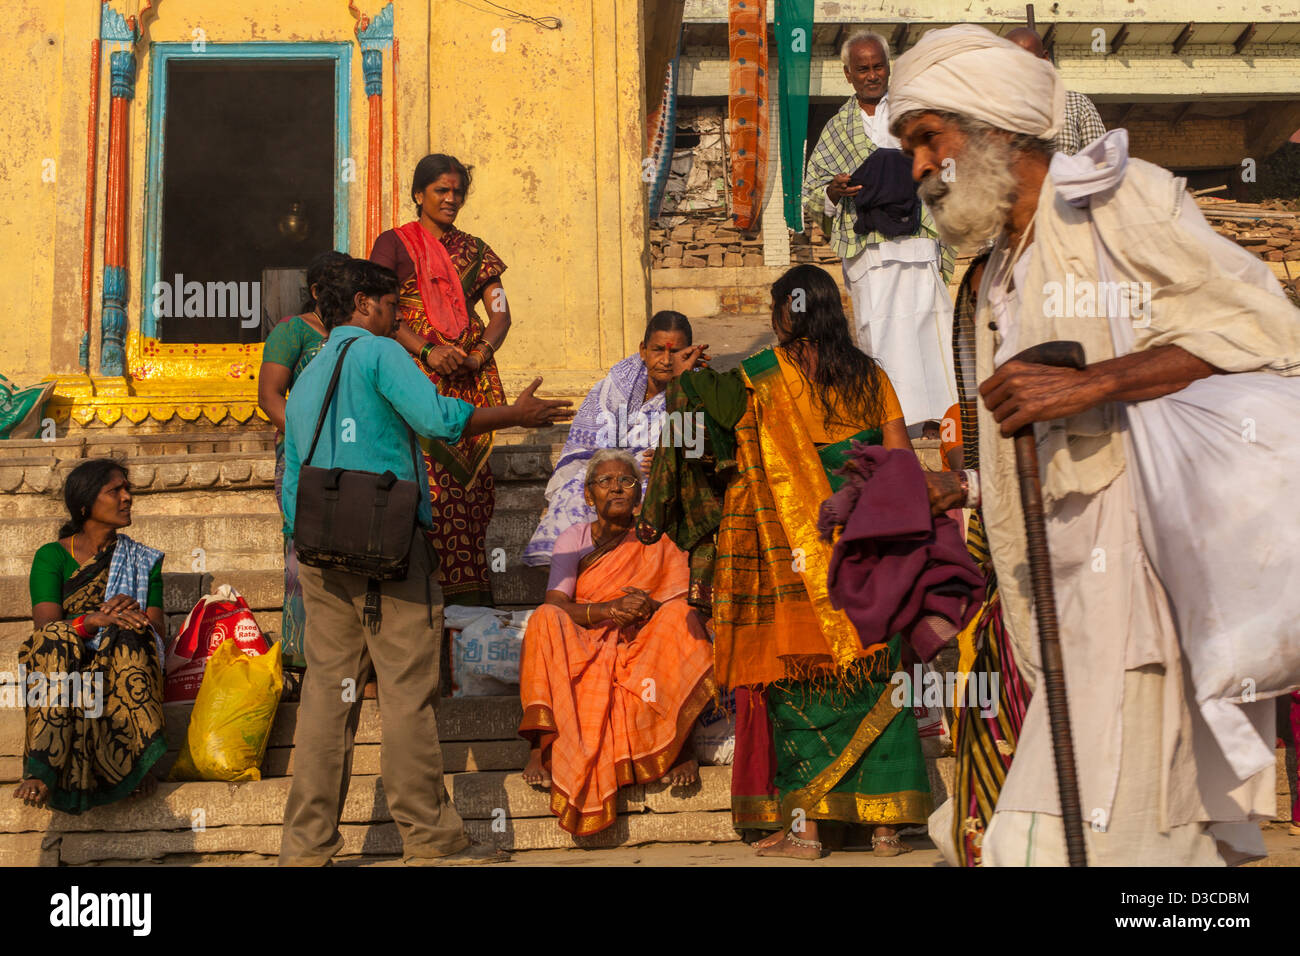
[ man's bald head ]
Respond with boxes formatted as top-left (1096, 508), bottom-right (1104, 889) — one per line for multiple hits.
top-left (1005, 27), bottom-right (1047, 59)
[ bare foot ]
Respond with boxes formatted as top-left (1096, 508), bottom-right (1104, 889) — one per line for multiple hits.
top-left (871, 825), bottom-right (913, 857)
top-left (130, 773), bottom-right (159, 801)
top-left (661, 757), bottom-right (698, 787)
top-left (755, 832), bottom-right (823, 860)
top-left (752, 830), bottom-right (785, 850)
top-left (522, 748), bottom-right (551, 788)
top-left (12, 778), bottom-right (50, 808)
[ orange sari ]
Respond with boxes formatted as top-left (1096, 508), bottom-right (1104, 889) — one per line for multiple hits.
top-left (519, 530), bottom-right (716, 835)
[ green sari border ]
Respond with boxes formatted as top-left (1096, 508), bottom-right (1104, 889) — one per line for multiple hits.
top-left (25, 734), bottom-right (167, 816)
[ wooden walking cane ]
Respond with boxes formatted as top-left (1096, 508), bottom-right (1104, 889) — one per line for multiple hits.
top-left (1008, 339), bottom-right (1088, 867)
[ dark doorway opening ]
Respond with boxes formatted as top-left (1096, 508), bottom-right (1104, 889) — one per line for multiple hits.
top-left (158, 59), bottom-right (335, 344)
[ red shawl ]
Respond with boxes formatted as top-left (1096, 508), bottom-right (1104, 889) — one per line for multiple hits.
top-left (393, 220), bottom-right (470, 339)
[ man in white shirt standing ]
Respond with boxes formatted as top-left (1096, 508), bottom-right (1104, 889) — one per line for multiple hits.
top-left (803, 29), bottom-right (956, 433)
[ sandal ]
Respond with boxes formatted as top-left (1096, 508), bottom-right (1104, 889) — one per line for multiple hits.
top-left (871, 832), bottom-right (913, 857)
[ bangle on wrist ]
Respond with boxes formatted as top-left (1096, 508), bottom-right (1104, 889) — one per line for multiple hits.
top-left (72, 614), bottom-right (90, 638)
top-left (419, 343), bottom-right (434, 366)
top-left (584, 604), bottom-right (592, 626)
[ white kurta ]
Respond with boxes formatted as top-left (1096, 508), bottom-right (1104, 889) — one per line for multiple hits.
top-left (977, 227), bottom-right (1275, 867)
top-left (826, 96), bottom-right (956, 426)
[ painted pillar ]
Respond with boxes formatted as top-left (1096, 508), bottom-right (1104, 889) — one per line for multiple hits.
top-left (356, 4), bottom-right (393, 254)
top-left (100, 49), bottom-right (136, 375)
top-left (79, 36), bottom-right (102, 371)
top-left (363, 48), bottom-right (383, 253)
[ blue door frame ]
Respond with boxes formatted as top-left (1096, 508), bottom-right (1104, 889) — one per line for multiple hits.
top-left (140, 42), bottom-right (352, 339)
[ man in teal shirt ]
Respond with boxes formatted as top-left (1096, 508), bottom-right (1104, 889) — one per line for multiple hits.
top-left (278, 257), bottom-right (571, 867)
top-left (280, 323), bottom-right (470, 536)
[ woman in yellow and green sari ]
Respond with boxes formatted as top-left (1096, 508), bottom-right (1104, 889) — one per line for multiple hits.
top-left (716, 264), bottom-right (931, 860)
top-left (15, 459), bottom-right (166, 813)
top-left (370, 154), bottom-right (510, 606)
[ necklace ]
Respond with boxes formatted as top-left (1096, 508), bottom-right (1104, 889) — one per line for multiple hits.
top-left (70, 530), bottom-right (114, 564)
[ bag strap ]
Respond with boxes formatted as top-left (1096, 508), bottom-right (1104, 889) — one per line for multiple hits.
top-left (407, 421), bottom-right (422, 488)
top-left (304, 335), bottom-right (361, 468)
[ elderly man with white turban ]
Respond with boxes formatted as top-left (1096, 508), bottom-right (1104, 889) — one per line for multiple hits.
top-left (802, 29), bottom-right (957, 434)
top-left (890, 24), bottom-right (1300, 867)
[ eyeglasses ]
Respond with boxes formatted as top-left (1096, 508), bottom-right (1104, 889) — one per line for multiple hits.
top-left (590, 475), bottom-right (639, 490)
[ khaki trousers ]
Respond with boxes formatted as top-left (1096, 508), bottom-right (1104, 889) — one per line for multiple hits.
top-left (279, 531), bottom-right (469, 865)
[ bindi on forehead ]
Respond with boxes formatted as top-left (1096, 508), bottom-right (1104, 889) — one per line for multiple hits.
top-left (647, 333), bottom-right (687, 350)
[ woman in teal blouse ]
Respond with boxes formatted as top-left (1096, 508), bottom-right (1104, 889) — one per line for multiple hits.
top-left (258, 251), bottom-right (346, 677)
top-left (16, 459), bottom-right (166, 813)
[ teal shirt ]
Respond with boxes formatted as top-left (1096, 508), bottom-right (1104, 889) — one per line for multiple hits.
top-left (281, 325), bottom-right (475, 535)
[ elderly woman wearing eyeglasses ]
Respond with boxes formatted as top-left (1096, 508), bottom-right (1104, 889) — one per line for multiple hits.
top-left (517, 448), bottom-right (716, 835)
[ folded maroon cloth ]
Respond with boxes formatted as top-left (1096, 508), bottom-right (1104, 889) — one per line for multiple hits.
top-left (818, 444), bottom-right (984, 662)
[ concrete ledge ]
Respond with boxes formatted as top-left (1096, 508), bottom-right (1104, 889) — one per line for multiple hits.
top-left (254, 740), bottom-right (530, 777)
top-left (0, 831), bottom-right (60, 866)
top-left (3, 770), bottom-right (741, 854)
top-left (54, 809), bottom-right (744, 863)
top-left (466, 810), bottom-right (740, 851)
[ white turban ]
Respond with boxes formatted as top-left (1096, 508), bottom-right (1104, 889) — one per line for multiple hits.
top-left (889, 24), bottom-right (1065, 140)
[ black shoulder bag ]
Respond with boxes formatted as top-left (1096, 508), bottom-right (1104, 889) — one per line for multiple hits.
top-left (294, 336), bottom-right (424, 628)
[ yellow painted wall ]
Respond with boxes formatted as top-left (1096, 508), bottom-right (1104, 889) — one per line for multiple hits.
top-left (0, 0), bottom-right (650, 404)
top-left (1, 1), bottom-right (78, 388)
top-left (424, 0), bottom-right (651, 398)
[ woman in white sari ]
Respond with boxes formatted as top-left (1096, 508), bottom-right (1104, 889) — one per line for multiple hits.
top-left (523, 312), bottom-right (707, 566)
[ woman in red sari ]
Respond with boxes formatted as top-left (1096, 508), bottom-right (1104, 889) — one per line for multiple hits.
top-left (370, 154), bottom-right (510, 606)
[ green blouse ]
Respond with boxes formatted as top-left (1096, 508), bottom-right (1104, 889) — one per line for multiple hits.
top-left (29, 542), bottom-right (163, 609)
top-left (263, 314), bottom-right (326, 386)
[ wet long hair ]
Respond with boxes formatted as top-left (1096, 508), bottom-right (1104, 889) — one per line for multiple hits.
top-left (298, 250), bottom-right (351, 313)
top-left (59, 458), bottom-right (128, 538)
top-left (771, 264), bottom-right (886, 432)
top-left (316, 257), bottom-right (400, 330)
top-left (642, 310), bottom-right (693, 346)
top-left (411, 154), bottom-right (473, 216)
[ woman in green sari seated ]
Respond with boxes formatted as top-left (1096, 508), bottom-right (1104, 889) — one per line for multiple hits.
top-left (712, 264), bottom-right (929, 860)
top-left (13, 459), bottom-right (167, 813)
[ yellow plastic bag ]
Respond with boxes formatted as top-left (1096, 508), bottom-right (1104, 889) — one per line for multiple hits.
top-left (169, 640), bottom-right (283, 782)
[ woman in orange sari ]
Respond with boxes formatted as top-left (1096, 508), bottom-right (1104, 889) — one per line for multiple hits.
top-left (518, 449), bottom-right (716, 835)
top-left (370, 154), bottom-right (509, 605)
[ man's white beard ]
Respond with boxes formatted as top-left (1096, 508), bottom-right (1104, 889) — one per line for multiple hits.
top-left (918, 132), bottom-right (1019, 254)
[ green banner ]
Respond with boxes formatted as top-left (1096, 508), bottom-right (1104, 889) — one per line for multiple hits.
top-left (775, 0), bottom-right (813, 231)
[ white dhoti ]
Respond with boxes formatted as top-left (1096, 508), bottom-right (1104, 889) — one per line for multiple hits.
top-left (978, 240), bottom-right (1276, 868)
top-left (841, 236), bottom-right (956, 426)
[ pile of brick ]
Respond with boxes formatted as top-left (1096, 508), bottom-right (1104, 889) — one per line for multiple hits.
top-left (649, 218), bottom-right (766, 269)
top-left (790, 219), bottom-right (844, 266)
top-left (1199, 199), bottom-right (1300, 264)
top-left (649, 217), bottom-right (842, 269)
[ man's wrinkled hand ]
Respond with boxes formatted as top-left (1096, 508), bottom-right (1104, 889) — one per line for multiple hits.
top-left (924, 470), bottom-right (965, 516)
top-left (979, 360), bottom-right (1101, 437)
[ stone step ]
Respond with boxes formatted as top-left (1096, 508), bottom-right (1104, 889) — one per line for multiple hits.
top-left (0, 696), bottom-right (524, 759)
top-left (0, 514), bottom-right (284, 577)
top-left (0, 768), bottom-right (740, 849)
top-left (42, 811), bottom-right (742, 864)
top-left (0, 568), bottom-right (286, 624)
top-left (2, 738), bottom-right (531, 783)
top-left (0, 611), bottom-right (282, 669)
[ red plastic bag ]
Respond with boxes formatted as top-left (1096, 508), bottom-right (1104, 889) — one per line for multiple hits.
top-left (165, 584), bottom-right (269, 702)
